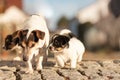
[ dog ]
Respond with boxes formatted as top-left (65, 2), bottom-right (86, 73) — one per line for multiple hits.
top-left (3, 29), bottom-right (28, 60)
top-left (48, 29), bottom-right (85, 68)
top-left (20, 14), bottom-right (49, 73)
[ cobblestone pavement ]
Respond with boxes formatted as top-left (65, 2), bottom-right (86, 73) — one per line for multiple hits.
top-left (0, 59), bottom-right (120, 80)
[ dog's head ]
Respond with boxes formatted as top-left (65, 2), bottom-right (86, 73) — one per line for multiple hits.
top-left (21, 30), bottom-right (45, 61)
top-left (48, 34), bottom-right (70, 53)
top-left (3, 29), bottom-right (28, 50)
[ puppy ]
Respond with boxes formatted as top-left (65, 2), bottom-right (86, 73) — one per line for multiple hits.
top-left (3, 30), bottom-right (28, 50)
top-left (48, 29), bottom-right (85, 68)
top-left (3, 29), bottom-right (28, 60)
top-left (20, 14), bottom-right (49, 73)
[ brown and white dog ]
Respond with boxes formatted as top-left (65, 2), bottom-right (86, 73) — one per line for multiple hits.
top-left (20, 14), bottom-right (49, 73)
top-left (48, 29), bottom-right (85, 68)
top-left (3, 30), bottom-right (28, 50)
top-left (3, 29), bottom-right (28, 60)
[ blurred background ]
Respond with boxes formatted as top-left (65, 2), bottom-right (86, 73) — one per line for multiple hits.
top-left (0, 0), bottom-right (120, 60)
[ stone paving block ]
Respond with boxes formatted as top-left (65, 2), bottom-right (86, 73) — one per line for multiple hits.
top-left (58, 69), bottom-right (88, 80)
top-left (17, 67), bottom-right (41, 80)
top-left (102, 60), bottom-right (118, 69)
top-left (80, 61), bottom-right (102, 69)
top-left (0, 66), bottom-right (16, 72)
top-left (41, 69), bottom-right (64, 80)
top-left (0, 70), bottom-right (15, 80)
top-left (113, 60), bottom-right (120, 64)
top-left (0, 60), bottom-right (120, 80)
top-left (100, 68), bottom-right (120, 79)
top-left (20, 71), bottom-right (42, 80)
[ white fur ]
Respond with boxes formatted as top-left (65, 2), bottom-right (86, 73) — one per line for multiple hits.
top-left (12, 44), bottom-right (23, 61)
top-left (52, 29), bottom-right (85, 68)
top-left (59, 29), bottom-right (72, 35)
top-left (23, 14), bottom-right (49, 73)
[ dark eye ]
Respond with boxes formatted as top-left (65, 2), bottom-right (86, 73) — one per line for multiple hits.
top-left (55, 40), bottom-right (57, 43)
top-left (55, 40), bottom-right (58, 45)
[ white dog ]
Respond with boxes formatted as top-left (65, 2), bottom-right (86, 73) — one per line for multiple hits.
top-left (48, 29), bottom-right (85, 68)
top-left (20, 14), bottom-right (49, 73)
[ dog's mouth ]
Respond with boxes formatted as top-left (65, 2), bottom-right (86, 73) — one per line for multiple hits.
top-left (49, 46), bottom-right (63, 52)
top-left (56, 47), bottom-right (63, 51)
top-left (2, 45), bottom-right (12, 50)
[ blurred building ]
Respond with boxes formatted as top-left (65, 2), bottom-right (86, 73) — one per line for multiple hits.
top-left (109, 0), bottom-right (120, 17)
top-left (0, 0), bottom-right (22, 13)
top-left (77, 0), bottom-right (110, 24)
top-left (70, 0), bottom-right (120, 51)
top-left (0, 0), bottom-right (27, 58)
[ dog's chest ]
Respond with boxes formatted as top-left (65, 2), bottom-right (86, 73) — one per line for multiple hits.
top-left (55, 49), bottom-right (72, 62)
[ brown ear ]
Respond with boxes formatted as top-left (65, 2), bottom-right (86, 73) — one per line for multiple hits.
top-left (50, 34), bottom-right (59, 42)
top-left (12, 30), bottom-right (22, 44)
top-left (22, 29), bottom-right (28, 36)
top-left (12, 30), bottom-right (20, 37)
top-left (32, 30), bottom-right (45, 40)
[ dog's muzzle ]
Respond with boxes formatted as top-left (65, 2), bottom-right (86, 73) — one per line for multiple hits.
top-left (49, 46), bottom-right (54, 51)
top-left (2, 45), bottom-right (9, 50)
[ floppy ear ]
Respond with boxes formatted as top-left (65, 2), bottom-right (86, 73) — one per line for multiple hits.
top-left (64, 36), bottom-right (70, 43)
top-left (12, 30), bottom-right (22, 45)
top-left (51, 34), bottom-right (59, 40)
top-left (32, 30), bottom-right (45, 42)
top-left (22, 29), bottom-right (28, 36)
top-left (5, 35), bottom-right (12, 42)
top-left (13, 37), bottom-right (19, 44)
top-left (19, 29), bottom-right (28, 41)
top-left (50, 34), bottom-right (59, 43)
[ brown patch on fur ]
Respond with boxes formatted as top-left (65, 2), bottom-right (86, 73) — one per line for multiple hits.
top-left (20, 30), bottom-right (45, 49)
top-left (32, 30), bottom-right (45, 40)
top-left (3, 29), bottom-right (28, 50)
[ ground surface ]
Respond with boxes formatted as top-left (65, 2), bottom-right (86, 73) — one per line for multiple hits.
top-left (0, 59), bottom-right (120, 80)
top-left (0, 51), bottom-right (120, 80)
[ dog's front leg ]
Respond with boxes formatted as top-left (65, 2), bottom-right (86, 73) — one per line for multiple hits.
top-left (70, 58), bottom-right (77, 69)
top-left (55, 56), bottom-right (65, 68)
top-left (36, 56), bottom-right (43, 71)
top-left (54, 62), bottom-right (59, 67)
top-left (26, 60), bottom-right (33, 74)
top-left (25, 53), bottom-right (34, 74)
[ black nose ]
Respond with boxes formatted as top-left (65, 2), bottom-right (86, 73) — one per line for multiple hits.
top-left (2, 46), bottom-right (9, 50)
top-left (3, 46), bottom-right (5, 49)
top-left (49, 46), bottom-right (55, 51)
top-left (23, 55), bottom-right (28, 61)
top-left (49, 46), bottom-right (52, 50)
top-left (2, 45), bottom-right (6, 49)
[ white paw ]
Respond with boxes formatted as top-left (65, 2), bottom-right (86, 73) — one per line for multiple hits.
top-left (36, 65), bottom-right (42, 71)
top-left (70, 65), bottom-right (76, 69)
top-left (54, 63), bottom-right (59, 68)
top-left (25, 69), bottom-right (34, 74)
